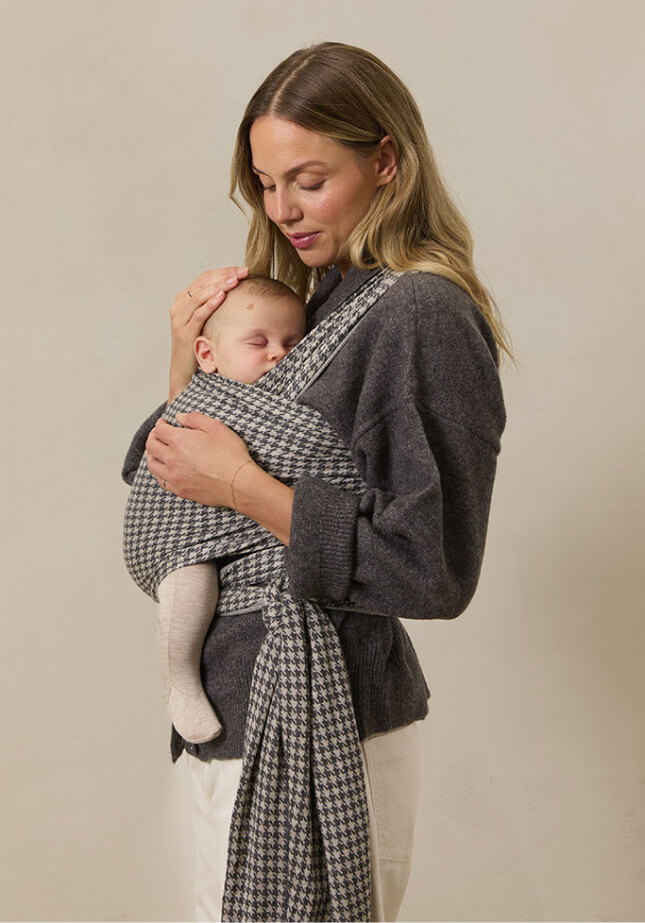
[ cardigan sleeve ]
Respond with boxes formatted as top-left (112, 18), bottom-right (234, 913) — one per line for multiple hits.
top-left (285, 273), bottom-right (506, 621)
top-left (121, 402), bottom-right (166, 486)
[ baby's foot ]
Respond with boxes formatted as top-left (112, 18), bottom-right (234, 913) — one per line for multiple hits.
top-left (167, 686), bottom-right (223, 744)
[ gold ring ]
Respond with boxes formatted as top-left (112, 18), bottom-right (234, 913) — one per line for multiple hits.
top-left (187, 288), bottom-right (193, 298)
top-left (162, 479), bottom-right (167, 490)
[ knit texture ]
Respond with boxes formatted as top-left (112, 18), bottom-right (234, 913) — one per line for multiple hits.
top-left (124, 270), bottom-right (400, 921)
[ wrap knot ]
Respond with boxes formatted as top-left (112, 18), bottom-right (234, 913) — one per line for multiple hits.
top-left (261, 576), bottom-right (301, 633)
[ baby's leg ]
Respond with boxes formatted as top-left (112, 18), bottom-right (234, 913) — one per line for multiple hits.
top-left (157, 562), bottom-right (222, 744)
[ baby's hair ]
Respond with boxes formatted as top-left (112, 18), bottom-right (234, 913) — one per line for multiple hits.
top-left (201, 275), bottom-right (301, 339)
top-left (239, 274), bottom-right (299, 300)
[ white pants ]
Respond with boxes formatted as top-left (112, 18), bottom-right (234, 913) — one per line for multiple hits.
top-left (186, 721), bottom-right (422, 922)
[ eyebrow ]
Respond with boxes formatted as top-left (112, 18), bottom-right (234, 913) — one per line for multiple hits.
top-left (243, 328), bottom-right (300, 338)
top-left (251, 160), bottom-right (327, 178)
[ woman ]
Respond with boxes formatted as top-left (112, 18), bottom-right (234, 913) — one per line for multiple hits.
top-left (127, 41), bottom-right (508, 922)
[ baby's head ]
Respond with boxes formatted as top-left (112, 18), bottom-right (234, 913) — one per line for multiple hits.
top-left (194, 277), bottom-right (306, 384)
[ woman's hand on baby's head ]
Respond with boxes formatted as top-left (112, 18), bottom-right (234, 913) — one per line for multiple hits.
top-left (168, 266), bottom-right (248, 402)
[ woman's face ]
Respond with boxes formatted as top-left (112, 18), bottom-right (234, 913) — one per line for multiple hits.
top-left (249, 116), bottom-right (396, 276)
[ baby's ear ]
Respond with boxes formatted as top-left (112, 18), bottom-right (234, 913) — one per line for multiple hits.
top-left (194, 336), bottom-right (218, 373)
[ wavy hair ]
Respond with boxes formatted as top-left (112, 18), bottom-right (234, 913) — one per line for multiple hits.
top-left (230, 42), bottom-right (512, 361)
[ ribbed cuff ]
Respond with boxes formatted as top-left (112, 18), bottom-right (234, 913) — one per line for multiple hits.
top-left (286, 477), bottom-right (360, 602)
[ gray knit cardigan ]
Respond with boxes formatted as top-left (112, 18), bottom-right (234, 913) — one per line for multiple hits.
top-left (122, 265), bottom-right (506, 763)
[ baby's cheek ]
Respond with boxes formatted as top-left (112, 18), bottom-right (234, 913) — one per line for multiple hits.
top-left (244, 360), bottom-right (263, 385)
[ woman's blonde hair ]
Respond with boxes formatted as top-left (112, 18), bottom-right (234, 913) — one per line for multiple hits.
top-left (230, 42), bottom-right (512, 361)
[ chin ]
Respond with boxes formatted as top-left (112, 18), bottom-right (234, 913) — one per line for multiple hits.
top-left (298, 251), bottom-right (337, 270)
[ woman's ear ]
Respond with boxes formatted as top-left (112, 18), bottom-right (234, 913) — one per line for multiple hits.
top-left (375, 135), bottom-right (398, 187)
top-left (194, 336), bottom-right (218, 373)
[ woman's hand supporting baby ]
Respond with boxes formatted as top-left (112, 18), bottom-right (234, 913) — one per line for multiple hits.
top-left (168, 266), bottom-right (249, 402)
top-left (146, 412), bottom-right (294, 546)
top-left (147, 412), bottom-right (251, 507)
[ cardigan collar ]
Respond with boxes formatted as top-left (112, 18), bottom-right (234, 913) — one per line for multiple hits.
top-left (306, 265), bottom-right (382, 329)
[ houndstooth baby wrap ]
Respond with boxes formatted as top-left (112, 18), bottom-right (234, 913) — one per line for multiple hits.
top-left (123, 269), bottom-right (400, 922)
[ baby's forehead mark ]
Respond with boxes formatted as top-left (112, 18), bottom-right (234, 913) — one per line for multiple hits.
top-left (245, 301), bottom-right (255, 311)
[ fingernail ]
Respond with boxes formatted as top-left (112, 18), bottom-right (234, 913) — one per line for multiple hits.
top-left (226, 276), bottom-right (237, 285)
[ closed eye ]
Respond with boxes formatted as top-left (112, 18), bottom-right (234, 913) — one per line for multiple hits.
top-left (247, 338), bottom-right (268, 347)
top-left (259, 181), bottom-right (324, 192)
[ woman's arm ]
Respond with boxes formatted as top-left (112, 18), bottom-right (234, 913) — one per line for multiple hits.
top-left (121, 402), bottom-right (166, 486)
top-left (284, 272), bottom-right (507, 620)
top-left (286, 400), bottom-right (500, 620)
top-left (167, 266), bottom-right (248, 402)
top-left (232, 460), bottom-right (295, 547)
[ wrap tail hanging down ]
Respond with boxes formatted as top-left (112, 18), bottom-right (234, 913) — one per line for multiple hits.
top-left (221, 582), bottom-right (371, 923)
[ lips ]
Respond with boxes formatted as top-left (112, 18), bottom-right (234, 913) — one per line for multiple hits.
top-left (288, 232), bottom-right (321, 250)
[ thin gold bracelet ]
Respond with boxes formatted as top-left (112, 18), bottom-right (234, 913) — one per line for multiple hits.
top-left (230, 458), bottom-right (254, 513)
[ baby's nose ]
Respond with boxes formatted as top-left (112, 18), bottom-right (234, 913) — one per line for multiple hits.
top-left (268, 345), bottom-right (288, 362)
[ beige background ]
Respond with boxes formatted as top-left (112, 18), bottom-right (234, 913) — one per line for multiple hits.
top-left (1, 0), bottom-right (644, 920)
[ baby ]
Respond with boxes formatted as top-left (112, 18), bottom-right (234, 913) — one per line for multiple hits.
top-left (156, 276), bottom-right (306, 744)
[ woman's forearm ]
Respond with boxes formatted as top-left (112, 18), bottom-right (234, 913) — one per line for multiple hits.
top-left (233, 462), bottom-right (294, 547)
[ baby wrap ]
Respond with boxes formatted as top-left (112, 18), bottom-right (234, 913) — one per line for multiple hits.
top-left (123, 269), bottom-right (400, 922)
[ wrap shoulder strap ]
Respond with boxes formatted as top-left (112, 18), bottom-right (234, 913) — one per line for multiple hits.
top-left (258, 268), bottom-right (400, 400)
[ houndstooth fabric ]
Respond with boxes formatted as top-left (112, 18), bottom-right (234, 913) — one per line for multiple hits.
top-left (123, 269), bottom-right (400, 922)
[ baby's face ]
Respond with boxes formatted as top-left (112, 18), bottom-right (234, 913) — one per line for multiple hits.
top-left (202, 289), bottom-right (306, 384)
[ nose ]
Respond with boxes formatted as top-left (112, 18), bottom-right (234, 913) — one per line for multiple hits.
top-left (267, 344), bottom-right (289, 365)
top-left (270, 186), bottom-right (303, 225)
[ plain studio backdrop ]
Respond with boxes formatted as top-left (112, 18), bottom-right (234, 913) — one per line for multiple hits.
top-left (1, 1), bottom-right (643, 920)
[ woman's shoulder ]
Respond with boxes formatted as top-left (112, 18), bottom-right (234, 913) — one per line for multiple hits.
top-left (393, 269), bottom-right (491, 326)
top-left (378, 270), bottom-right (499, 364)
top-left (382, 271), bottom-right (505, 439)
top-left (303, 267), bottom-right (505, 450)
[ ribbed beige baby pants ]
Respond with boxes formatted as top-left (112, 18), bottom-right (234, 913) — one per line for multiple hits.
top-left (186, 720), bottom-right (422, 922)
